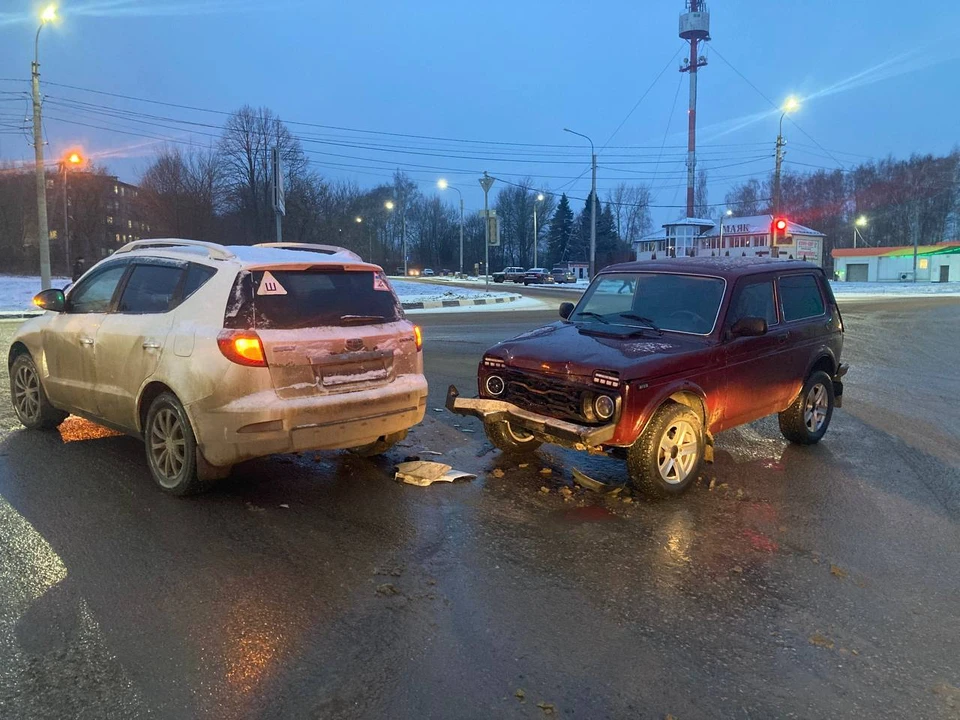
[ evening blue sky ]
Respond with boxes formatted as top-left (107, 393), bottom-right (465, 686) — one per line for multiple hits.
top-left (1, 0), bottom-right (958, 226)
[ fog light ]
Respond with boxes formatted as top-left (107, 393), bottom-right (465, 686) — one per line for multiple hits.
top-left (594, 394), bottom-right (615, 420)
top-left (485, 375), bottom-right (505, 396)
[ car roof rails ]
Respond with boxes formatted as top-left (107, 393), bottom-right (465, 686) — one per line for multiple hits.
top-left (253, 242), bottom-right (363, 262)
top-left (114, 238), bottom-right (236, 261)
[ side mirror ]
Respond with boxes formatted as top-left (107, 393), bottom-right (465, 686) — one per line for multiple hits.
top-left (730, 316), bottom-right (767, 338)
top-left (33, 288), bottom-right (65, 313)
top-left (559, 302), bottom-right (575, 320)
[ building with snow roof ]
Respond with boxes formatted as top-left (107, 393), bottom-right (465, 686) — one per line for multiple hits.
top-left (832, 242), bottom-right (960, 283)
top-left (633, 215), bottom-right (825, 267)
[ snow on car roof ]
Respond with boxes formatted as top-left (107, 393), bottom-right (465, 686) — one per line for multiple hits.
top-left (226, 245), bottom-right (368, 266)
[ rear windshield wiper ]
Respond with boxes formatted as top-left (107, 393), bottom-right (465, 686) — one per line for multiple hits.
top-left (340, 314), bottom-right (386, 325)
top-left (618, 313), bottom-right (663, 335)
top-left (573, 311), bottom-right (610, 325)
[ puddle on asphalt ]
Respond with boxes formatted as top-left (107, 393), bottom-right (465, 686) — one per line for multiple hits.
top-left (554, 505), bottom-right (617, 523)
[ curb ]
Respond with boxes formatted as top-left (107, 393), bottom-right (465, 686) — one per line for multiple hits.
top-left (0, 311), bottom-right (42, 321)
top-left (401, 294), bottom-right (522, 310)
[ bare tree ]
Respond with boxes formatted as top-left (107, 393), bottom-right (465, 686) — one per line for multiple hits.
top-left (139, 145), bottom-right (223, 240)
top-left (695, 169), bottom-right (709, 218)
top-left (217, 106), bottom-right (307, 243)
top-left (606, 183), bottom-right (653, 246)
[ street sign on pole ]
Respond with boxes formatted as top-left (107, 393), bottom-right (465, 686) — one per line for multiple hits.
top-left (272, 147), bottom-right (285, 216)
top-left (486, 210), bottom-right (500, 247)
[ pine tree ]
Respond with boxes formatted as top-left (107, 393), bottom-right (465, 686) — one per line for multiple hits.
top-left (546, 193), bottom-right (575, 266)
top-left (596, 202), bottom-right (626, 269)
top-left (574, 191), bottom-right (601, 262)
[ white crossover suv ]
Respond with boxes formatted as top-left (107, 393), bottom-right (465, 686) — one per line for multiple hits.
top-left (8, 239), bottom-right (428, 495)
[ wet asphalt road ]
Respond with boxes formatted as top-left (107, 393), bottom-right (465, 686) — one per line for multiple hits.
top-left (0, 295), bottom-right (958, 720)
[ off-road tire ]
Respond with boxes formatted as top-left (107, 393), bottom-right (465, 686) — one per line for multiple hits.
top-left (485, 420), bottom-right (542, 455)
top-left (144, 392), bottom-right (205, 496)
top-left (349, 430), bottom-right (408, 458)
top-left (627, 403), bottom-right (704, 498)
top-left (779, 370), bottom-right (835, 445)
top-left (10, 353), bottom-right (67, 430)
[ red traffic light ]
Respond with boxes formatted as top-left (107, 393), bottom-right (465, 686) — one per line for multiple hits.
top-left (774, 217), bottom-right (788, 232)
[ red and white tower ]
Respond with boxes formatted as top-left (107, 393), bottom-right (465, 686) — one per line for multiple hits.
top-left (679, 1), bottom-right (710, 218)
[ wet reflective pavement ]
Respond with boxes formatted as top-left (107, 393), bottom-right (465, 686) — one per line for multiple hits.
top-left (1, 297), bottom-right (958, 719)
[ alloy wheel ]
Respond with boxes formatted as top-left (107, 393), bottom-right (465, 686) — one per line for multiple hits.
top-left (149, 407), bottom-right (187, 488)
top-left (13, 362), bottom-right (41, 424)
top-left (657, 420), bottom-right (699, 485)
top-left (803, 383), bottom-right (829, 433)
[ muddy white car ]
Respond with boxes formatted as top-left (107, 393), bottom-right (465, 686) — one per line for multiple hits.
top-left (8, 239), bottom-right (428, 495)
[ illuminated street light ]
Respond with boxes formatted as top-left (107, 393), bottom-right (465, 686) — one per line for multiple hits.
top-left (61, 150), bottom-right (83, 271)
top-left (856, 215), bottom-right (868, 227)
top-left (533, 193), bottom-right (545, 267)
top-left (718, 208), bottom-right (734, 252)
top-left (384, 200), bottom-right (394, 210)
top-left (437, 178), bottom-right (464, 275)
top-left (68, 152), bottom-right (81, 164)
top-left (32, 4), bottom-right (61, 289)
top-left (774, 96), bottom-right (801, 222)
top-left (355, 216), bottom-right (362, 223)
top-left (853, 215), bottom-right (868, 248)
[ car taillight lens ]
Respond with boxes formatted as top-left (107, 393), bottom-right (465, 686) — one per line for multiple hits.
top-left (218, 330), bottom-right (267, 367)
top-left (414, 325), bottom-right (423, 351)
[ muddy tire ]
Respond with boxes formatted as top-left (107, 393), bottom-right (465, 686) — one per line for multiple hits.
top-left (779, 370), bottom-right (835, 445)
top-left (349, 430), bottom-right (408, 458)
top-left (485, 420), bottom-right (542, 455)
top-left (10, 354), bottom-right (67, 430)
top-left (144, 392), bottom-right (205, 496)
top-left (627, 403), bottom-right (704, 498)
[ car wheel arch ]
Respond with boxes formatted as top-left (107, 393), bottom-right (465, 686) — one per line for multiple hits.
top-left (630, 383), bottom-right (710, 440)
top-left (806, 351), bottom-right (837, 379)
top-left (8, 341), bottom-right (30, 368)
top-left (138, 381), bottom-right (176, 433)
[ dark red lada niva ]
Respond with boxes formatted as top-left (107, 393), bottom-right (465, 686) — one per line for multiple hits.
top-left (447, 257), bottom-right (847, 497)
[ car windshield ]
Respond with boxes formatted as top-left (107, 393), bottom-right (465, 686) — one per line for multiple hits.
top-left (571, 272), bottom-right (725, 334)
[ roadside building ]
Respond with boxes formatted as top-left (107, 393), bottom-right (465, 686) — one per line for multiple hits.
top-left (633, 215), bottom-right (825, 266)
top-left (832, 242), bottom-right (960, 283)
top-left (552, 260), bottom-right (589, 280)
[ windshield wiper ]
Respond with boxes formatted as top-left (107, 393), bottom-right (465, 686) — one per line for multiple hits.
top-left (573, 311), bottom-right (611, 325)
top-left (340, 314), bottom-right (385, 325)
top-left (618, 313), bottom-right (663, 335)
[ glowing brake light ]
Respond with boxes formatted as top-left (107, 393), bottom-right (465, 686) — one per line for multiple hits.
top-left (217, 330), bottom-right (267, 367)
top-left (414, 325), bottom-right (423, 351)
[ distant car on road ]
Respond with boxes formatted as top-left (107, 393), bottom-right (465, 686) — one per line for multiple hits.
top-left (9, 240), bottom-right (427, 496)
top-left (493, 267), bottom-right (526, 283)
top-left (522, 268), bottom-right (555, 285)
top-left (551, 267), bottom-right (577, 283)
top-left (448, 257), bottom-right (846, 497)
top-left (422, 268), bottom-right (436, 277)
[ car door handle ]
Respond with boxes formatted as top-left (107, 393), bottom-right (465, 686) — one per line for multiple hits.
top-left (777, 332), bottom-right (789, 344)
top-left (79, 336), bottom-right (94, 346)
top-left (142, 341), bottom-right (161, 349)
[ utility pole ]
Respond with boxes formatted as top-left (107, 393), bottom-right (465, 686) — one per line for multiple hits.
top-left (773, 98), bottom-right (799, 248)
top-left (479, 172), bottom-right (495, 289)
top-left (679, 0), bottom-right (710, 219)
top-left (564, 128), bottom-right (597, 277)
top-left (32, 12), bottom-right (55, 290)
top-left (533, 193), bottom-right (544, 268)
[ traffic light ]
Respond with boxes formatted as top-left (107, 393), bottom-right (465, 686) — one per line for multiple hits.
top-left (772, 217), bottom-right (790, 245)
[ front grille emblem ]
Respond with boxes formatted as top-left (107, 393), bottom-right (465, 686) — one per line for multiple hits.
top-left (345, 338), bottom-right (364, 352)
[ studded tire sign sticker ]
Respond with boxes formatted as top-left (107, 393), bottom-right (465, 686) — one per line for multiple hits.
top-left (257, 271), bottom-right (287, 296)
top-left (373, 271), bottom-right (390, 291)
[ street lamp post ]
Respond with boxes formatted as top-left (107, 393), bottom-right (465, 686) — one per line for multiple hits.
top-left (33, 5), bottom-right (58, 290)
top-left (62, 152), bottom-right (81, 272)
top-left (718, 208), bottom-right (733, 254)
top-left (384, 200), bottom-right (395, 271)
top-left (774, 96), bottom-right (800, 220)
top-left (533, 193), bottom-right (544, 268)
top-left (479, 172), bottom-right (496, 289)
top-left (564, 128), bottom-right (597, 278)
top-left (437, 179), bottom-right (464, 276)
top-left (854, 215), bottom-right (867, 249)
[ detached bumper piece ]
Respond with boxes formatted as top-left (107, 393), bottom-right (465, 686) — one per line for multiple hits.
top-left (445, 385), bottom-right (616, 450)
top-left (833, 363), bottom-right (849, 408)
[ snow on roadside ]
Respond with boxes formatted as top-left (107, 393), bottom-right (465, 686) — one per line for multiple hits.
top-left (829, 280), bottom-right (960, 296)
top-left (0, 274), bottom-right (72, 312)
top-left (389, 278), bottom-right (518, 304)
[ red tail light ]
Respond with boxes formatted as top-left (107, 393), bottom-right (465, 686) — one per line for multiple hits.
top-left (218, 330), bottom-right (268, 367)
top-left (414, 325), bottom-right (423, 351)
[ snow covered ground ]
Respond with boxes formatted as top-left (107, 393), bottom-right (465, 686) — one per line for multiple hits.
top-left (0, 274), bottom-right (72, 312)
top-left (0, 274), bottom-right (517, 313)
top-left (830, 281), bottom-right (960, 297)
